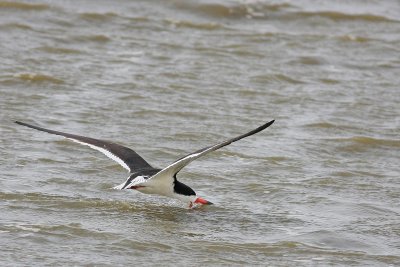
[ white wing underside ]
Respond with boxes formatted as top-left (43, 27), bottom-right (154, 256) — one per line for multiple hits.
top-left (68, 138), bottom-right (130, 172)
top-left (113, 175), bottom-right (148, 190)
top-left (149, 147), bottom-right (213, 183)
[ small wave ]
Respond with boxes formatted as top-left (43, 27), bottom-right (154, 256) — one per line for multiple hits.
top-left (37, 46), bottom-right (82, 54)
top-left (306, 122), bottom-right (337, 129)
top-left (330, 136), bottom-right (400, 149)
top-left (165, 19), bottom-right (222, 30)
top-left (193, 3), bottom-right (247, 18)
top-left (14, 73), bottom-right (64, 84)
top-left (332, 171), bottom-right (355, 177)
top-left (113, 238), bottom-right (172, 251)
top-left (0, 23), bottom-right (33, 30)
top-left (266, 156), bottom-right (289, 163)
top-left (319, 78), bottom-right (340, 84)
top-left (79, 12), bottom-right (117, 22)
top-left (219, 44), bottom-right (265, 57)
top-left (285, 55), bottom-right (328, 66)
top-left (72, 34), bottom-right (111, 43)
top-left (0, 1), bottom-right (49, 10)
top-left (287, 11), bottom-right (396, 23)
top-left (1, 191), bottom-right (137, 211)
top-left (37, 157), bottom-right (67, 164)
top-left (332, 170), bottom-right (384, 178)
top-left (173, 3), bottom-right (395, 22)
top-left (46, 177), bottom-right (82, 185)
top-left (348, 136), bottom-right (399, 147)
top-left (86, 34), bottom-right (110, 42)
top-left (40, 223), bottom-right (117, 238)
top-left (251, 73), bottom-right (305, 84)
top-left (294, 230), bottom-right (379, 253)
top-left (1, 191), bottom-right (63, 202)
top-left (175, 2), bottom-right (293, 19)
top-left (295, 56), bottom-right (327, 66)
top-left (2, 222), bottom-right (116, 239)
top-left (305, 122), bottom-right (364, 132)
top-left (337, 35), bottom-right (374, 43)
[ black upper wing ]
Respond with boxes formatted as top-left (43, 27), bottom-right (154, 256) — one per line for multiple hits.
top-left (149, 120), bottom-right (275, 181)
top-left (15, 121), bottom-right (153, 173)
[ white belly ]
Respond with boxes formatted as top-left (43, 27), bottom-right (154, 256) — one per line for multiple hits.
top-left (136, 176), bottom-right (174, 197)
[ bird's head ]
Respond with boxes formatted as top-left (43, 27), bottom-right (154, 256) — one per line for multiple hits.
top-left (174, 180), bottom-right (212, 208)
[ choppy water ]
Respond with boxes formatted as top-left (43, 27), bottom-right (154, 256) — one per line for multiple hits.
top-left (1, 0), bottom-right (399, 266)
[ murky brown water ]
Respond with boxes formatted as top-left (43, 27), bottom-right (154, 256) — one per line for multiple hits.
top-left (1, 0), bottom-right (399, 266)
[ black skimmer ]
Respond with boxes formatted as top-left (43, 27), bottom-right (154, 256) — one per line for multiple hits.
top-left (15, 120), bottom-right (275, 208)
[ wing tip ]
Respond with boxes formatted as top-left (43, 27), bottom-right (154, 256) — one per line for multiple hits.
top-left (15, 120), bottom-right (40, 131)
top-left (261, 119), bottom-right (275, 130)
top-left (15, 121), bottom-right (33, 128)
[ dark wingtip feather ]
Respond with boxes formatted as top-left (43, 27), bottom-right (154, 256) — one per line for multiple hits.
top-left (247, 119), bottom-right (275, 137)
top-left (15, 121), bottom-right (28, 127)
top-left (262, 119), bottom-right (275, 130)
top-left (15, 121), bottom-right (36, 129)
top-left (15, 121), bottom-right (31, 127)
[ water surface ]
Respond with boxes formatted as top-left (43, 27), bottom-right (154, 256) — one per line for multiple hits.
top-left (1, 0), bottom-right (399, 266)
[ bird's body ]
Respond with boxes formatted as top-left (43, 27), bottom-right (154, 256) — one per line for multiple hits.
top-left (15, 120), bottom-right (275, 208)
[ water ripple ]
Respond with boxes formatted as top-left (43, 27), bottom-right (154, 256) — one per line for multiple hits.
top-left (0, 1), bottom-right (49, 11)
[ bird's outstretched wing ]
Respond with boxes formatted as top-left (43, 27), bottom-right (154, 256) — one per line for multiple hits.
top-left (15, 121), bottom-right (153, 173)
top-left (150, 120), bottom-right (275, 181)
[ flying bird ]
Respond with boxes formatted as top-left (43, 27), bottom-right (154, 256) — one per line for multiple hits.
top-left (15, 120), bottom-right (275, 208)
